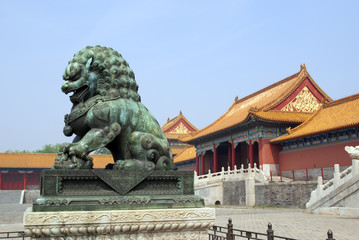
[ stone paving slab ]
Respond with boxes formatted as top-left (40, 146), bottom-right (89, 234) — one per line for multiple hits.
top-left (0, 191), bottom-right (22, 204)
top-left (214, 206), bottom-right (359, 240)
top-left (0, 204), bottom-right (358, 239)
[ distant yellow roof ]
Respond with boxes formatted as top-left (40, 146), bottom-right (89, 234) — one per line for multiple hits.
top-left (182, 66), bottom-right (331, 143)
top-left (170, 146), bottom-right (186, 156)
top-left (173, 146), bottom-right (196, 163)
top-left (271, 93), bottom-right (359, 142)
top-left (162, 110), bottom-right (198, 140)
top-left (0, 153), bottom-right (113, 169)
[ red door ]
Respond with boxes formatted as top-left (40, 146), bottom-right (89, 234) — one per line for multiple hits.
top-left (1, 172), bottom-right (24, 190)
top-left (27, 172), bottom-right (41, 189)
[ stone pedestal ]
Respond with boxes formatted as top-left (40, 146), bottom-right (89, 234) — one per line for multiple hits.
top-left (24, 207), bottom-right (215, 240)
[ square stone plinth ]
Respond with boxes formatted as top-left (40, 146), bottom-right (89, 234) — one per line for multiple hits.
top-left (24, 207), bottom-right (215, 240)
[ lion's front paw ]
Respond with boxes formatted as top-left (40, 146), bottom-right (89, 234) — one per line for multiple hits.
top-left (53, 153), bottom-right (77, 169)
top-left (53, 143), bottom-right (93, 169)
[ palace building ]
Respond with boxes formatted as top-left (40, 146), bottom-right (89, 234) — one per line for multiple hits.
top-left (271, 93), bottom-right (359, 172)
top-left (181, 65), bottom-right (358, 176)
top-left (161, 111), bottom-right (198, 157)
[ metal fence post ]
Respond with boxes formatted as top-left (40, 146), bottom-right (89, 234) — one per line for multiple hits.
top-left (326, 229), bottom-right (335, 240)
top-left (227, 218), bottom-right (234, 240)
top-left (267, 223), bottom-right (274, 240)
top-left (211, 225), bottom-right (217, 240)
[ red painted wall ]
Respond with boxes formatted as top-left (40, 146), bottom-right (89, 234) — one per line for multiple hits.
top-left (178, 166), bottom-right (196, 171)
top-left (261, 139), bottom-right (282, 165)
top-left (278, 140), bottom-right (359, 171)
top-left (0, 171), bottom-right (41, 190)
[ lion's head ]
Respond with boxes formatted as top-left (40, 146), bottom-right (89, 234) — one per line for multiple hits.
top-left (61, 46), bottom-right (140, 104)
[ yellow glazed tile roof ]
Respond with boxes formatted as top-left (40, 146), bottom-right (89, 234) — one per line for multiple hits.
top-left (162, 111), bottom-right (198, 140)
top-left (251, 111), bottom-right (312, 123)
top-left (271, 93), bottom-right (359, 142)
top-left (0, 153), bottom-right (113, 169)
top-left (170, 146), bottom-right (185, 156)
top-left (173, 146), bottom-right (196, 163)
top-left (183, 66), bottom-right (331, 143)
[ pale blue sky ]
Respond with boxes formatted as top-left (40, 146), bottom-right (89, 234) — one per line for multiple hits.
top-left (0, 0), bottom-right (358, 152)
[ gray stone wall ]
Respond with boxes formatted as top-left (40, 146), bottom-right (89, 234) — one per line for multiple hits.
top-left (23, 190), bottom-right (40, 203)
top-left (255, 181), bottom-right (317, 208)
top-left (222, 181), bottom-right (246, 205)
top-left (219, 181), bottom-right (317, 208)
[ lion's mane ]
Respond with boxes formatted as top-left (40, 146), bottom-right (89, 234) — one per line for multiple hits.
top-left (64, 45), bottom-right (140, 102)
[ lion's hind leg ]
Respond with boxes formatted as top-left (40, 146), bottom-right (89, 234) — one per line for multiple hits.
top-left (125, 132), bottom-right (175, 170)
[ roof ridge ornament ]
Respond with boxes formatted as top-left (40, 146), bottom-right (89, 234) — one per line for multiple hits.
top-left (300, 64), bottom-right (306, 70)
top-left (286, 127), bottom-right (292, 134)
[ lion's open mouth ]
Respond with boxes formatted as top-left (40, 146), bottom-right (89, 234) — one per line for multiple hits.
top-left (69, 85), bottom-right (89, 104)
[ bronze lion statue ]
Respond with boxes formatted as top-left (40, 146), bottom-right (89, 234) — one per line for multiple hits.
top-left (53, 46), bottom-right (175, 171)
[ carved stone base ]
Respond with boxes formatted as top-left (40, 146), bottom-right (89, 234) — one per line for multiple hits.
top-left (34, 169), bottom-right (203, 212)
top-left (24, 207), bottom-right (215, 240)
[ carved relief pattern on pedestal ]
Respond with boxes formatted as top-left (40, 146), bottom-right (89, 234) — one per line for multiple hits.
top-left (281, 86), bottom-right (321, 113)
top-left (24, 208), bottom-right (215, 239)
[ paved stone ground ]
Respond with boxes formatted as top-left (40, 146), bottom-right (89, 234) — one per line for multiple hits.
top-left (0, 204), bottom-right (358, 239)
top-left (0, 191), bottom-right (22, 204)
top-left (214, 206), bottom-right (359, 240)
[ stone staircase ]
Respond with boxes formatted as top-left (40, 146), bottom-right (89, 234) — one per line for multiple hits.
top-left (305, 145), bottom-right (359, 217)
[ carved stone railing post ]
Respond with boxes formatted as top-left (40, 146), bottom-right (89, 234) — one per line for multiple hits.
top-left (345, 145), bottom-right (359, 176)
top-left (248, 164), bottom-right (253, 177)
top-left (208, 170), bottom-right (212, 180)
top-left (317, 176), bottom-right (323, 200)
top-left (194, 171), bottom-right (198, 184)
top-left (333, 164), bottom-right (340, 188)
top-left (353, 160), bottom-right (359, 176)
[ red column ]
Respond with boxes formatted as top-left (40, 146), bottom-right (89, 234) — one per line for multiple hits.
top-left (213, 145), bottom-right (218, 173)
top-left (227, 143), bottom-right (232, 168)
top-left (249, 140), bottom-right (254, 168)
top-left (23, 172), bottom-right (27, 190)
top-left (195, 153), bottom-right (199, 175)
top-left (201, 153), bottom-right (205, 175)
top-left (258, 137), bottom-right (263, 167)
top-left (0, 172), bottom-right (2, 190)
top-left (231, 140), bottom-right (236, 169)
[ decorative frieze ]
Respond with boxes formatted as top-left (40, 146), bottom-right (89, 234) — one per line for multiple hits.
top-left (195, 127), bottom-right (286, 152)
top-left (24, 207), bottom-right (215, 239)
top-left (282, 128), bottom-right (359, 150)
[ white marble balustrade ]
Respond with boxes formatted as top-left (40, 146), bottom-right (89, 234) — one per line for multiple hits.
top-left (194, 163), bottom-right (267, 185)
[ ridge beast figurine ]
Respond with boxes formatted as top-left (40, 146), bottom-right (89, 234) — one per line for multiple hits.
top-left (54, 46), bottom-right (175, 171)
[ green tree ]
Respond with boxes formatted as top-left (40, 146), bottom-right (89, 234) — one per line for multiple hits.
top-left (33, 144), bottom-right (62, 153)
top-left (5, 149), bottom-right (30, 153)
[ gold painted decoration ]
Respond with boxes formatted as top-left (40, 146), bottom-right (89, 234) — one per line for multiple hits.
top-left (281, 86), bottom-right (321, 113)
top-left (169, 122), bottom-right (191, 134)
